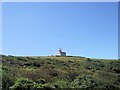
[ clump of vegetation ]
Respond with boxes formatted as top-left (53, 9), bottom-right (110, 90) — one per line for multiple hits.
top-left (1, 55), bottom-right (120, 89)
top-left (50, 80), bottom-right (69, 88)
top-left (9, 77), bottom-right (51, 90)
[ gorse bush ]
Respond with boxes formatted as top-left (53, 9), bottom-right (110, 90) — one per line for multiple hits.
top-left (70, 75), bottom-right (95, 88)
top-left (53, 80), bottom-right (69, 88)
top-left (2, 67), bottom-right (16, 90)
top-left (9, 78), bottom-right (35, 90)
top-left (9, 77), bottom-right (51, 90)
top-left (2, 73), bottom-right (15, 90)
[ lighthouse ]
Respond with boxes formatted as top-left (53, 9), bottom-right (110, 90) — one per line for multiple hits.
top-left (57, 48), bottom-right (66, 56)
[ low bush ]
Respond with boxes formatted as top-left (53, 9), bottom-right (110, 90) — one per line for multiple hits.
top-left (9, 77), bottom-right (51, 90)
top-left (53, 80), bottom-right (69, 88)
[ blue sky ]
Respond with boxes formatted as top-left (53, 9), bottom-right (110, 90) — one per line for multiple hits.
top-left (2, 2), bottom-right (118, 59)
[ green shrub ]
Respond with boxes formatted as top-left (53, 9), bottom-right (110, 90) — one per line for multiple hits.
top-left (2, 71), bottom-right (15, 90)
top-left (9, 77), bottom-right (35, 89)
top-left (53, 80), bottom-right (69, 88)
top-left (33, 83), bottom-right (50, 89)
top-left (70, 75), bottom-right (97, 88)
top-left (9, 77), bottom-right (51, 90)
top-left (35, 78), bottom-right (46, 84)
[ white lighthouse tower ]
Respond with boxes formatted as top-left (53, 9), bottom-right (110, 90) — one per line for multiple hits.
top-left (57, 48), bottom-right (66, 56)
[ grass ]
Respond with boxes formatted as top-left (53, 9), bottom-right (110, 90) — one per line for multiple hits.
top-left (1, 55), bottom-right (120, 89)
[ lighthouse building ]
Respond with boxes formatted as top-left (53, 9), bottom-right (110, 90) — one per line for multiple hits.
top-left (57, 48), bottom-right (66, 56)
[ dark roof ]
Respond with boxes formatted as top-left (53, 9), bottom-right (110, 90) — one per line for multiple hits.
top-left (61, 52), bottom-right (66, 54)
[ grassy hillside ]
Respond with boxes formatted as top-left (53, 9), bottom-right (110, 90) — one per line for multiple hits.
top-left (1, 55), bottom-right (120, 90)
